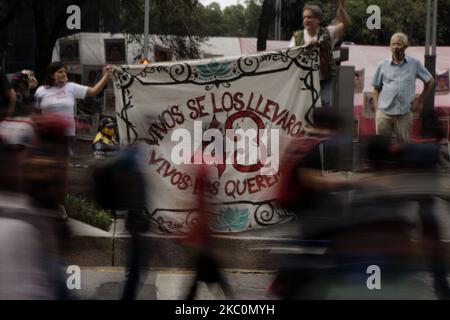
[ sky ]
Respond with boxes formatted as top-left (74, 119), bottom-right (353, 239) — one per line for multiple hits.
top-left (199, 0), bottom-right (242, 9)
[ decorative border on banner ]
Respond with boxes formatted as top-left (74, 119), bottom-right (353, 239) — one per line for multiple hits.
top-left (148, 200), bottom-right (295, 235)
top-left (114, 46), bottom-right (319, 89)
top-left (113, 46), bottom-right (320, 143)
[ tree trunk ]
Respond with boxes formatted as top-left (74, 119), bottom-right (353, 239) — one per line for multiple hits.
top-left (0, 2), bottom-right (20, 31)
top-left (256, 0), bottom-right (275, 51)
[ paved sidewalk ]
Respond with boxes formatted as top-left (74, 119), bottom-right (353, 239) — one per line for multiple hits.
top-left (75, 267), bottom-right (274, 300)
top-left (72, 267), bottom-right (443, 300)
top-left (63, 192), bottom-right (450, 269)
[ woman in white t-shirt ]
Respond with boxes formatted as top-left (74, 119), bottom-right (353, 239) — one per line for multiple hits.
top-left (35, 61), bottom-right (113, 138)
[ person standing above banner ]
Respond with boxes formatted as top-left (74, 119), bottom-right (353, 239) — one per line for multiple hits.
top-left (372, 32), bottom-right (435, 144)
top-left (34, 61), bottom-right (113, 154)
top-left (288, 0), bottom-right (351, 108)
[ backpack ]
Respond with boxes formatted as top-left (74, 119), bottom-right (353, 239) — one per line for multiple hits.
top-left (93, 145), bottom-right (147, 211)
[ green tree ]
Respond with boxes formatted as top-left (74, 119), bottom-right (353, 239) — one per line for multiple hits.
top-left (257, 0), bottom-right (450, 48)
top-left (0, 0), bottom-right (17, 31)
top-left (223, 4), bottom-right (247, 36)
top-left (0, 0), bottom-right (123, 79)
top-left (437, 0), bottom-right (450, 46)
top-left (23, 0), bottom-right (88, 81)
top-left (345, 0), bottom-right (427, 45)
top-left (195, 1), bottom-right (262, 37)
top-left (198, 2), bottom-right (225, 36)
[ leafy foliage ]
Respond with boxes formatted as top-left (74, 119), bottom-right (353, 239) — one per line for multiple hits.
top-left (196, 0), bottom-right (263, 37)
top-left (65, 194), bottom-right (113, 231)
top-left (121, 0), bottom-right (206, 60)
top-left (256, 0), bottom-right (450, 45)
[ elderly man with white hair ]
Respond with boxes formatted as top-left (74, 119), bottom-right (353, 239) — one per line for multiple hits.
top-left (372, 32), bottom-right (435, 143)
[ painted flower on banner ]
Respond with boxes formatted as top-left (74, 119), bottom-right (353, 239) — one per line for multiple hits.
top-left (211, 207), bottom-right (249, 232)
top-left (195, 60), bottom-right (234, 81)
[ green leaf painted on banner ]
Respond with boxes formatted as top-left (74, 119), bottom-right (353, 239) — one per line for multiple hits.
top-left (211, 207), bottom-right (249, 232)
top-left (196, 60), bottom-right (233, 80)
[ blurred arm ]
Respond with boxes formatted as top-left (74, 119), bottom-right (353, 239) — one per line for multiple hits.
top-left (6, 88), bottom-right (16, 117)
top-left (373, 87), bottom-right (381, 111)
top-left (298, 167), bottom-right (357, 191)
top-left (331, 1), bottom-right (352, 37)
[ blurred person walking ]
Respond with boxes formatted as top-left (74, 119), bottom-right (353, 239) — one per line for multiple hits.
top-left (184, 163), bottom-right (233, 300)
top-left (0, 114), bottom-right (72, 299)
top-left (93, 144), bottom-right (151, 300)
top-left (271, 108), bottom-right (359, 299)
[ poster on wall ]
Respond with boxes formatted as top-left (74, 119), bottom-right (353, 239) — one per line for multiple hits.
top-left (436, 70), bottom-right (449, 94)
top-left (104, 39), bottom-right (127, 64)
top-left (363, 92), bottom-right (376, 117)
top-left (354, 69), bottom-right (364, 93)
top-left (60, 39), bottom-right (80, 64)
top-left (353, 118), bottom-right (359, 142)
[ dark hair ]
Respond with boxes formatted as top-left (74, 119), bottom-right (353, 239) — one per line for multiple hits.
top-left (11, 72), bottom-right (29, 90)
top-left (44, 61), bottom-right (67, 87)
top-left (303, 4), bottom-right (323, 21)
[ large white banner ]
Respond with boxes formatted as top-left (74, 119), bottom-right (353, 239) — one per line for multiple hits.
top-left (112, 46), bottom-right (320, 234)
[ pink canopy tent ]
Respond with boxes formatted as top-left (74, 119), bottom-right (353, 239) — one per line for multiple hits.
top-left (238, 38), bottom-right (290, 54)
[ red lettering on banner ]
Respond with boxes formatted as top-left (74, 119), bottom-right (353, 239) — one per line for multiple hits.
top-left (149, 149), bottom-right (164, 165)
top-left (187, 98), bottom-right (199, 119)
top-left (247, 176), bottom-right (259, 194)
top-left (264, 174), bottom-right (279, 187)
top-left (224, 172), bottom-right (282, 199)
top-left (222, 92), bottom-right (234, 112)
top-left (272, 104), bottom-right (287, 123)
top-left (195, 96), bottom-right (209, 118)
top-left (157, 161), bottom-right (176, 178)
top-left (276, 111), bottom-right (290, 128)
top-left (233, 92), bottom-right (245, 111)
top-left (149, 150), bottom-right (191, 191)
top-left (144, 91), bottom-right (306, 149)
top-left (261, 99), bottom-right (277, 120)
top-left (245, 92), bottom-right (255, 111)
top-left (254, 94), bottom-right (264, 116)
top-left (255, 175), bottom-right (266, 190)
top-left (211, 93), bottom-right (222, 113)
top-left (283, 114), bottom-right (297, 135)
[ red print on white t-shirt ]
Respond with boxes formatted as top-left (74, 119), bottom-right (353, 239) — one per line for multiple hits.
top-left (55, 91), bottom-right (67, 99)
